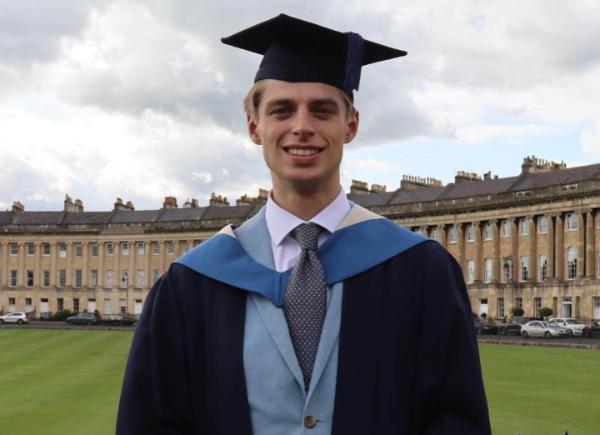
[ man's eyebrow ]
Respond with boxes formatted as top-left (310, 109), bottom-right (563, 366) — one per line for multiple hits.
top-left (264, 98), bottom-right (295, 108)
top-left (309, 98), bottom-right (340, 107)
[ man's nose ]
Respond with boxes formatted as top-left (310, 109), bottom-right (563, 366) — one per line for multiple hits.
top-left (292, 108), bottom-right (315, 137)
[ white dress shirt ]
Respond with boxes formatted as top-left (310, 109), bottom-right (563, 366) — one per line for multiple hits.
top-left (265, 189), bottom-right (351, 273)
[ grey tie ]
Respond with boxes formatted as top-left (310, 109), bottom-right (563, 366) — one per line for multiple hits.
top-left (283, 223), bottom-right (328, 390)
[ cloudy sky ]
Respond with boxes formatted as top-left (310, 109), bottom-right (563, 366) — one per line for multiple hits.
top-left (2, 0), bottom-right (600, 211)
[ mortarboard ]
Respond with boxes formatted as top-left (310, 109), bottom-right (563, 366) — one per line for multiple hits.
top-left (221, 14), bottom-right (406, 97)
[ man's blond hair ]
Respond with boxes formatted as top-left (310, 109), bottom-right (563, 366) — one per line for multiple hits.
top-left (243, 80), bottom-right (356, 121)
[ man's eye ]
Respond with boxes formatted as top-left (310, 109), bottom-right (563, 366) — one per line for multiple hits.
top-left (314, 107), bottom-right (335, 116)
top-left (270, 107), bottom-right (292, 115)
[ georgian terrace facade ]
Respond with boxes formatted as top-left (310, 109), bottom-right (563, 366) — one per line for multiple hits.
top-left (2, 156), bottom-right (600, 321)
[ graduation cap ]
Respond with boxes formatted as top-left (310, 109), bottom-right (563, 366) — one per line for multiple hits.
top-left (221, 14), bottom-right (406, 97)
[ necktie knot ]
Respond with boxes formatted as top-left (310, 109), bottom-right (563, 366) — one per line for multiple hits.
top-left (291, 223), bottom-right (322, 251)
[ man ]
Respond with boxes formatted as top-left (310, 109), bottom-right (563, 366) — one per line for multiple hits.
top-left (117, 14), bottom-right (491, 434)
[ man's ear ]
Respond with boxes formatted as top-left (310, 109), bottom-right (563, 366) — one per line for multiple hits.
top-left (344, 110), bottom-right (359, 143)
top-left (247, 114), bottom-right (262, 145)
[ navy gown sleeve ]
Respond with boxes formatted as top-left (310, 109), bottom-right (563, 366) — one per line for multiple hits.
top-left (416, 243), bottom-right (491, 434)
top-left (116, 266), bottom-right (196, 435)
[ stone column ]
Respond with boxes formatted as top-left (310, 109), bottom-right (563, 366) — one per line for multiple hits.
top-left (577, 211), bottom-right (585, 279)
top-left (50, 242), bottom-right (57, 287)
top-left (547, 214), bottom-right (555, 279)
top-left (159, 241), bottom-right (165, 274)
top-left (17, 242), bottom-right (25, 286)
top-left (65, 242), bottom-right (72, 287)
top-left (511, 218), bottom-right (518, 282)
top-left (474, 221), bottom-right (482, 283)
top-left (1, 243), bottom-right (7, 286)
top-left (586, 210), bottom-right (595, 278)
top-left (145, 242), bottom-right (151, 288)
top-left (82, 241), bottom-right (89, 287)
top-left (34, 242), bottom-right (41, 288)
top-left (129, 241), bottom-right (135, 289)
top-left (455, 224), bottom-right (464, 271)
top-left (555, 213), bottom-right (564, 281)
top-left (529, 216), bottom-right (537, 282)
top-left (491, 220), bottom-right (500, 283)
top-left (438, 225), bottom-right (447, 249)
top-left (98, 242), bottom-right (104, 287)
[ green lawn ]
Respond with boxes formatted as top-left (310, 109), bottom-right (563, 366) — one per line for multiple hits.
top-left (480, 344), bottom-right (600, 434)
top-left (1, 331), bottom-right (599, 434)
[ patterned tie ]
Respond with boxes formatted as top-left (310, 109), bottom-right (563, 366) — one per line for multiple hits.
top-left (283, 223), bottom-right (328, 390)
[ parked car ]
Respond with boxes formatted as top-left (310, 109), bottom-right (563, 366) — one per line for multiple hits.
top-left (521, 321), bottom-right (570, 338)
top-left (584, 321), bottom-right (600, 338)
top-left (66, 312), bottom-right (98, 325)
top-left (0, 312), bottom-right (29, 324)
top-left (548, 318), bottom-right (588, 336)
top-left (102, 314), bottom-right (136, 326)
top-left (498, 321), bottom-right (524, 336)
top-left (474, 319), bottom-right (498, 335)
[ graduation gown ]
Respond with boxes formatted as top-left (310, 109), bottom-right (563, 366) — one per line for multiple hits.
top-left (116, 206), bottom-right (491, 434)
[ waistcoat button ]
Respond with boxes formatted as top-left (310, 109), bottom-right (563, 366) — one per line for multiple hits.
top-left (304, 415), bottom-right (317, 428)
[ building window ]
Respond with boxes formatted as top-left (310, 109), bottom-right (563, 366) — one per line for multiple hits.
top-left (519, 218), bottom-right (529, 235)
top-left (430, 227), bottom-right (440, 242)
top-left (43, 243), bottom-right (51, 256)
top-left (152, 269), bottom-right (160, 285)
top-left (448, 225), bottom-right (457, 243)
top-left (106, 270), bottom-right (114, 288)
top-left (182, 240), bottom-right (190, 253)
top-left (136, 269), bottom-right (145, 288)
top-left (566, 213), bottom-right (578, 231)
top-left (59, 270), bottom-right (66, 288)
top-left (151, 242), bottom-right (160, 255)
top-left (120, 298), bottom-right (127, 314)
top-left (467, 260), bottom-right (475, 284)
top-left (534, 297), bottom-right (542, 318)
top-left (10, 270), bottom-right (17, 287)
top-left (106, 243), bottom-right (114, 256)
top-left (91, 270), bottom-right (98, 288)
top-left (90, 244), bottom-right (98, 257)
top-left (520, 256), bottom-right (529, 282)
top-left (593, 297), bottom-right (600, 319)
top-left (59, 243), bottom-right (67, 258)
top-left (57, 298), bottom-right (64, 312)
top-left (27, 243), bottom-right (35, 256)
top-left (8, 297), bottom-right (16, 310)
top-left (121, 270), bottom-right (129, 288)
top-left (104, 298), bottom-right (112, 315)
top-left (73, 298), bottom-right (80, 313)
top-left (75, 270), bottom-right (82, 288)
top-left (501, 257), bottom-right (512, 283)
top-left (501, 220), bottom-right (511, 237)
top-left (538, 216), bottom-right (548, 234)
top-left (121, 242), bottom-right (130, 256)
top-left (136, 241), bottom-right (145, 256)
top-left (74, 244), bottom-right (83, 257)
top-left (484, 259), bottom-right (493, 283)
top-left (567, 247), bottom-right (577, 279)
top-left (43, 270), bottom-right (50, 287)
top-left (26, 270), bottom-right (34, 287)
top-left (167, 241), bottom-right (175, 255)
top-left (483, 223), bottom-right (492, 240)
top-left (515, 297), bottom-right (523, 309)
top-left (10, 243), bottom-right (18, 256)
top-left (497, 298), bottom-right (505, 319)
top-left (25, 298), bottom-right (33, 312)
top-left (538, 255), bottom-right (548, 281)
top-left (466, 224), bottom-right (475, 242)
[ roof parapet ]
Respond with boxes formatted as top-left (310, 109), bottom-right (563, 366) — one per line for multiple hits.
top-left (455, 171), bottom-right (481, 183)
top-left (401, 175), bottom-right (442, 190)
top-left (210, 193), bottom-right (229, 207)
top-left (350, 179), bottom-right (369, 195)
top-left (521, 155), bottom-right (567, 174)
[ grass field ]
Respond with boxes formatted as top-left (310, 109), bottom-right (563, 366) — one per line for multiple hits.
top-left (1, 330), bottom-right (599, 434)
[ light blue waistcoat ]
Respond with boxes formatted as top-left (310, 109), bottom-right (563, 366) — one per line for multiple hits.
top-left (235, 209), bottom-right (342, 435)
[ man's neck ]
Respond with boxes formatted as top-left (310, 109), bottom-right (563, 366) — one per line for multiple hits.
top-left (270, 184), bottom-right (342, 221)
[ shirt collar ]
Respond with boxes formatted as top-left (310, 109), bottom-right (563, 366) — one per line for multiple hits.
top-left (265, 188), bottom-right (351, 246)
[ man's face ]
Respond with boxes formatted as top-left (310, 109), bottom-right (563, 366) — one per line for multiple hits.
top-left (248, 80), bottom-right (359, 194)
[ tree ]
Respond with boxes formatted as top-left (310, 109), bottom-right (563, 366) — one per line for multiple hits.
top-left (539, 307), bottom-right (553, 318)
top-left (511, 307), bottom-right (524, 317)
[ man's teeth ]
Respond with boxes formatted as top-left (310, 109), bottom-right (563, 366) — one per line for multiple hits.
top-left (287, 148), bottom-right (319, 156)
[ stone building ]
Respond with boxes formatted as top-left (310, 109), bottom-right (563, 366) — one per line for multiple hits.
top-left (2, 158), bottom-right (600, 322)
